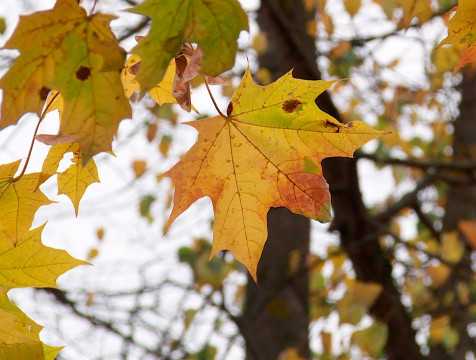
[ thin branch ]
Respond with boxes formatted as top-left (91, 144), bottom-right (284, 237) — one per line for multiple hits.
top-left (118, 18), bottom-right (150, 42)
top-left (374, 175), bottom-right (436, 224)
top-left (341, 4), bottom-right (455, 46)
top-left (356, 152), bottom-right (476, 171)
top-left (412, 203), bottom-right (441, 240)
top-left (388, 231), bottom-right (450, 266)
top-left (41, 288), bottom-right (158, 357)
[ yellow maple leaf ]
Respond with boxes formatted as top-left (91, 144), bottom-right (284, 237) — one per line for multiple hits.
top-left (36, 110), bottom-right (100, 216)
top-left (50, 143), bottom-right (99, 216)
top-left (0, 161), bottom-right (52, 243)
top-left (0, 310), bottom-right (37, 347)
top-left (400, 0), bottom-right (432, 28)
top-left (164, 69), bottom-right (383, 280)
top-left (122, 54), bottom-right (177, 106)
top-left (122, 54), bottom-right (199, 112)
top-left (344, 0), bottom-right (361, 18)
top-left (0, 225), bottom-right (88, 288)
top-left (437, 0), bottom-right (476, 72)
top-left (0, 0), bottom-right (131, 158)
top-left (0, 287), bottom-right (61, 359)
top-left (42, 344), bottom-right (63, 360)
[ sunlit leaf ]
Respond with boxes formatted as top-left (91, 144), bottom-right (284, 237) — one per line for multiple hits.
top-left (0, 0), bottom-right (131, 158)
top-left (0, 225), bottom-right (87, 288)
top-left (164, 68), bottom-right (382, 280)
top-left (0, 161), bottom-right (52, 243)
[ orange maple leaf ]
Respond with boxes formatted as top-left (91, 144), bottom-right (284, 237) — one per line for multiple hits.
top-left (164, 69), bottom-right (383, 280)
top-left (437, 0), bottom-right (476, 73)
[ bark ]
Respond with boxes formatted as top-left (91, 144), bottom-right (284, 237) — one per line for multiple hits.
top-left (431, 69), bottom-right (476, 359)
top-left (242, 1), bottom-right (318, 359)
top-left (243, 0), bottom-right (425, 359)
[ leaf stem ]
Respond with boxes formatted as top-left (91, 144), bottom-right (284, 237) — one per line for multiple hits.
top-left (203, 76), bottom-right (227, 118)
top-left (91, 0), bottom-right (99, 14)
top-left (12, 92), bottom-right (60, 182)
top-left (186, 41), bottom-right (227, 118)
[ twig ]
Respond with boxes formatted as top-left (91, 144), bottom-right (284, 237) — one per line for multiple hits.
top-left (356, 152), bottom-right (476, 171)
top-left (374, 175), bottom-right (436, 224)
top-left (344, 5), bottom-right (454, 47)
top-left (412, 203), bottom-right (441, 240)
top-left (118, 18), bottom-right (150, 42)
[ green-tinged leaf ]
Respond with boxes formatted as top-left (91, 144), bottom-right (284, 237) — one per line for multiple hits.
top-left (0, 225), bottom-right (88, 288)
top-left (139, 194), bottom-right (156, 223)
top-left (0, 18), bottom-right (6, 34)
top-left (0, 0), bottom-right (131, 158)
top-left (42, 343), bottom-right (63, 360)
top-left (0, 161), bottom-right (52, 243)
top-left (351, 323), bottom-right (388, 357)
top-left (128, 0), bottom-right (248, 90)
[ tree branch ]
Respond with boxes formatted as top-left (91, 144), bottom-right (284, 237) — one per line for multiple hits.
top-left (356, 152), bottom-right (476, 171)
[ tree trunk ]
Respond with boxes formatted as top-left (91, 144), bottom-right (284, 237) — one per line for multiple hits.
top-left (243, 1), bottom-right (425, 360)
top-left (242, 1), bottom-right (318, 359)
top-left (431, 68), bottom-right (476, 359)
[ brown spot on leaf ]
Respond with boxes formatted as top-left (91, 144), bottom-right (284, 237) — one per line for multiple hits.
top-left (76, 66), bottom-right (91, 81)
top-left (324, 120), bottom-right (340, 133)
top-left (227, 102), bottom-right (233, 116)
top-left (282, 99), bottom-right (302, 113)
top-left (39, 87), bottom-right (51, 101)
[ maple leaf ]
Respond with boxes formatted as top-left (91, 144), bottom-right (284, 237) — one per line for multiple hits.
top-left (400, 0), bottom-right (432, 28)
top-left (128, 0), bottom-right (248, 91)
top-left (437, 0), bottom-right (476, 72)
top-left (455, 43), bottom-right (476, 73)
top-left (122, 49), bottom-right (225, 112)
top-left (0, 161), bottom-right (52, 243)
top-left (164, 69), bottom-right (383, 280)
top-left (36, 139), bottom-right (100, 216)
top-left (0, 224), bottom-right (87, 288)
top-left (0, 287), bottom-right (62, 359)
top-left (122, 54), bottom-right (178, 107)
top-left (344, 0), bottom-right (361, 18)
top-left (0, 0), bottom-right (131, 158)
top-left (42, 344), bottom-right (64, 360)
